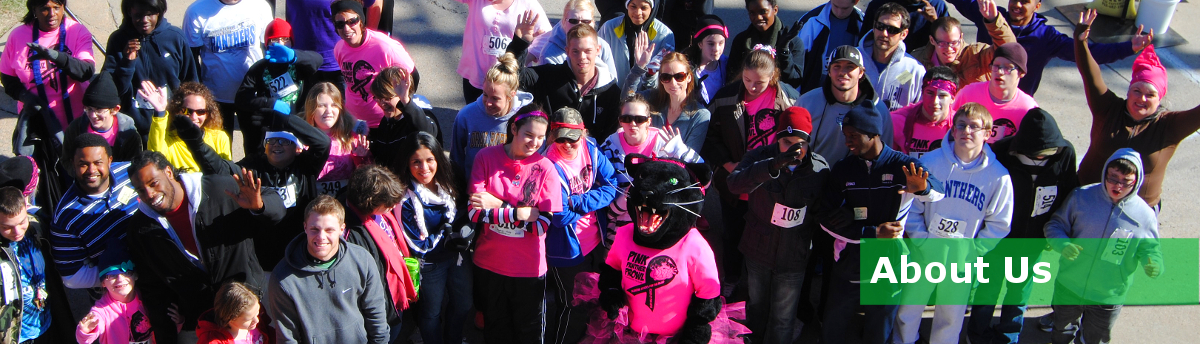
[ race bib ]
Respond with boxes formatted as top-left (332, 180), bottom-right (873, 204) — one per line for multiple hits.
top-left (268, 72), bottom-right (299, 101)
top-left (771, 204), bottom-right (807, 228)
top-left (929, 213), bottom-right (966, 239)
top-left (117, 186), bottom-right (137, 205)
top-left (490, 221), bottom-right (525, 238)
top-left (0, 261), bottom-right (15, 304)
top-left (317, 180), bottom-right (348, 196)
top-left (853, 207), bottom-right (868, 221)
top-left (1031, 185), bottom-right (1058, 217)
top-left (266, 182), bottom-right (299, 208)
top-left (484, 35), bottom-right (510, 57)
top-left (1100, 228), bottom-right (1135, 265)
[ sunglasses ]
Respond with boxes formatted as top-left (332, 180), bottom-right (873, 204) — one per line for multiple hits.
top-left (334, 16), bottom-right (361, 30)
top-left (659, 71), bottom-right (688, 82)
top-left (555, 137), bottom-right (580, 144)
top-left (566, 18), bottom-right (593, 25)
top-left (184, 108), bottom-right (209, 116)
top-left (618, 114), bottom-right (649, 124)
top-left (265, 138), bottom-right (296, 146)
top-left (874, 22), bottom-right (904, 35)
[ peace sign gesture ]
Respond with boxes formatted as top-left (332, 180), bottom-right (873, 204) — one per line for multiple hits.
top-left (226, 167), bottom-right (265, 211)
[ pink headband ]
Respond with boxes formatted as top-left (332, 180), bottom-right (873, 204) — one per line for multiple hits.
top-left (513, 110), bottom-right (548, 123)
top-left (551, 122), bottom-right (585, 130)
top-left (23, 156), bottom-right (38, 198)
top-left (924, 79), bottom-right (958, 96)
top-left (752, 44), bottom-right (776, 58)
top-left (692, 24), bottom-right (729, 39)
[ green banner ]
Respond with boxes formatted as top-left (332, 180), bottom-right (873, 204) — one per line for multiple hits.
top-left (859, 238), bottom-right (1199, 306)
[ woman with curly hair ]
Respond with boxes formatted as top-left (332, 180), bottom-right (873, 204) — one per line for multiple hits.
top-left (138, 81), bottom-right (232, 173)
top-left (305, 82), bottom-right (370, 197)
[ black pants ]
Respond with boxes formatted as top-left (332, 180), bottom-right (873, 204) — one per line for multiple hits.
top-left (474, 267), bottom-right (546, 344)
top-left (721, 199), bottom-right (749, 296)
top-left (546, 245), bottom-right (608, 344)
top-left (462, 78), bottom-right (483, 104)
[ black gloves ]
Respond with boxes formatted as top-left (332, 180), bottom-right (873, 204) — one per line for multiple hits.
top-left (770, 143), bottom-right (805, 171)
top-left (26, 43), bottom-right (60, 62)
top-left (171, 115), bottom-right (205, 142)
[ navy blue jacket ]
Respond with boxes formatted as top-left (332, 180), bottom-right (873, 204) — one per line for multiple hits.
top-left (103, 18), bottom-right (199, 135)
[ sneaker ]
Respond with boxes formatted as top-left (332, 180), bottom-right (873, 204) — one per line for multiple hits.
top-left (1038, 314), bottom-right (1054, 332)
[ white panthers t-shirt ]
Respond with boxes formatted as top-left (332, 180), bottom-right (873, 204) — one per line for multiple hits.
top-left (184, 0), bottom-right (273, 102)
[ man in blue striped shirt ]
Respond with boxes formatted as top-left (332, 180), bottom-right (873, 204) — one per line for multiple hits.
top-left (51, 134), bottom-right (140, 289)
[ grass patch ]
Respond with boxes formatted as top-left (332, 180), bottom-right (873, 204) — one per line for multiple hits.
top-left (0, 0), bottom-right (24, 36)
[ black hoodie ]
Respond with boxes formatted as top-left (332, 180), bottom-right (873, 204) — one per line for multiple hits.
top-left (103, 18), bottom-right (199, 136)
top-left (991, 108), bottom-right (1079, 238)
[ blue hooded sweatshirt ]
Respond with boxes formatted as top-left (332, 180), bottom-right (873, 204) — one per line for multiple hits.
top-left (547, 138), bottom-right (619, 266)
top-left (1044, 148), bottom-right (1162, 304)
top-left (947, 0), bottom-right (1135, 95)
top-left (451, 91), bottom-right (535, 179)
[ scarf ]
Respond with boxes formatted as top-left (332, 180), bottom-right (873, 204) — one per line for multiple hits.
top-left (352, 204), bottom-right (417, 311)
top-left (404, 183), bottom-right (456, 240)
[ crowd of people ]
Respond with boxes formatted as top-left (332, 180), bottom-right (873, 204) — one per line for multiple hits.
top-left (0, 0), bottom-right (1193, 343)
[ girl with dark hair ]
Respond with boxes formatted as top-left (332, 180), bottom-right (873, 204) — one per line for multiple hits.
top-left (196, 281), bottom-right (274, 344)
top-left (468, 108), bottom-right (563, 343)
top-left (393, 132), bottom-right (470, 344)
top-left (684, 14), bottom-right (729, 106)
top-left (103, 0), bottom-right (199, 136)
top-left (305, 82), bottom-right (369, 196)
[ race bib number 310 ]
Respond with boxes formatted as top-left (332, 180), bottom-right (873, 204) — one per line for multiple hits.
top-left (490, 222), bottom-right (525, 238)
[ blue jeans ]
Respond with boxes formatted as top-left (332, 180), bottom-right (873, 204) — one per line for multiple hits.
top-left (967, 239), bottom-right (1044, 344)
top-left (745, 259), bottom-right (805, 344)
top-left (414, 254), bottom-right (474, 344)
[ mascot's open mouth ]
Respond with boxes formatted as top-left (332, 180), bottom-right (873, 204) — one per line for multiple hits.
top-left (636, 206), bottom-right (666, 235)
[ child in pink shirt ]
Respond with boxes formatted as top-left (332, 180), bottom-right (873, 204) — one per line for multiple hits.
top-left (75, 262), bottom-right (157, 344)
top-left (304, 82), bottom-right (370, 196)
top-left (892, 68), bottom-right (959, 158)
top-left (468, 110), bottom-right (563, 343)
top-left (331, 0), bottom-right (416, 128)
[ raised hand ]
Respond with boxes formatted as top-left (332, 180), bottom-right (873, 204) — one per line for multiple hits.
top-left (633, 31), bottom-right (657, 69)
top-left (899, 162), bottom-right (929, 195)
top-left (659, 125), bottom-right (682, 143)
top-left (1132, 25), bottom-right (1155, 52)
top-left (979, 0), bottom-right (1000, 22)
top-left (136, 81), bottom-right (168, 112)
top-left (515, 10), bottom-right (540, 42)
top-left (920, 0), bottom-right (939, 22)
top-left (125, 39), bottom-right (141, 61)
top-left (1077, 8), bottom-right (1098, 41)
top-left (226, 168), bottom-right (265, 211)
top-left (351, 134), bottom-right (371, 157)
top-left (79, 312), bottom-right (99, 333)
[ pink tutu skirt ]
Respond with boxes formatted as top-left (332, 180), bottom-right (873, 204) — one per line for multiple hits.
top-left (572, 272), bottom-right (750, 344)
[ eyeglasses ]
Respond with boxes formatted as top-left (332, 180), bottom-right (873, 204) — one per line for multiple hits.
top-left (991, 64), bottom-right (1019, 75)
top-left (566, 18), bottom-right (593, 25)
top-left (1105, 176), bottom-right (1136, 189)
top-left (618, 114), bottom-right (650, 124)
top-left (265, 138), bottom-right (296, 146)
top-left (934, 39), bottom-right (962, 49)
top-left (83, 107), bottom-right (111, 115)
top-left (954, 123), bottom-right (987, 133)
top-left (659, 71), bottom-right (688, 82)
top-left (184, 108), bottom-right (209, 116)
top-left (555, 137), bottom-right (580, 144)
top-left (334, 16), bottom-right (361, 30)
top-left (874, 22), bottom-right (904, 35)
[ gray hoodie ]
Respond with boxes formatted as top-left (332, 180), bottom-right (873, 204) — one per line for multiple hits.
top-left (268, 236), bottom-right (389, 343)
top-left (1044, 148), bottom-right (1162, 304)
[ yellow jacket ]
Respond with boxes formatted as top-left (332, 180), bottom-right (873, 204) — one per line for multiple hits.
top-left (147, 113), bottom-right (232, 173)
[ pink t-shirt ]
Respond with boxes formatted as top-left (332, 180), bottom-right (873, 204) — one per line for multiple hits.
top-left (890, 103), bottom-right (951, 159)
top-left (952, 81), bottom-right (1038, 143)
top-left (232, 328), bottom-right (267, 344)
top-left (1, 19), bottom-right (94, 128)
top-left (605, 225), bottom-right (720, 335)
top-left (547, 144), bottom-right (600, 254)
top-left (743, 86), bottom-right (778, 151)
top-left (88, 124), bottom-right (119, 147)
top-left (334, 30), bottom-right (416, 128)
top-left (619, 127), bottom-right (660, 158)
top-left (316, 134), bottom-right (368, 194)
top-left (457, 0), bottom-right (551, 88)
top-left (471, 145), bottom-right (564, 277)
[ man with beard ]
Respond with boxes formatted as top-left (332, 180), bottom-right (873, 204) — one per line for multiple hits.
top-left (798, 45), bottom-right (893, 163)
top-left (51, 134), bottom-right (140, 289)
top-left (123, 151), bottom-right (285, 343)
top-left (508, 17), bottom-right (623, 140)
